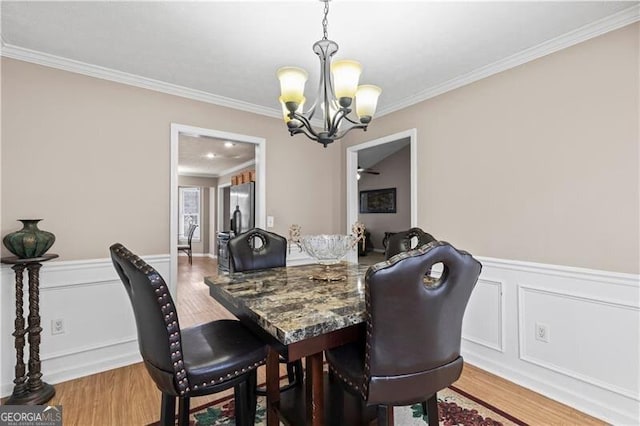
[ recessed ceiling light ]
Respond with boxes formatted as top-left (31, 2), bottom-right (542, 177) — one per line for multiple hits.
top-left (224, 141), bottom-right (235, 148)
top-left (206, 152), bottom-right (216, 159)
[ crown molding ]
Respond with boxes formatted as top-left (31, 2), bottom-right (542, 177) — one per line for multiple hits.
top-left (377, 4), bottom-right (640, 117)
top-left (177, 172), bottom-right (218, 179)
top-left (0, 41), bottom-right (283, 120)
top-left (218, 159), bottom-right (256, 178)
top-left (177, 159), bottom-right (256, 179)
top-left (1, 4), bottom-right (638, 120)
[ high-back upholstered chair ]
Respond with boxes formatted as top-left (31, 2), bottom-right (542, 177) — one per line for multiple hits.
top-left (228, 228), bottom-right (287, 273)
top-left (227, 228), bottom-right (303, 393)
top-left (384, 227), bottom-right (436, 260)
top-left (326, 241), bottom-right (481, 426)
top-left (177, 224), bottom-right (198, 265)
top-left (110, 243), bottom-right (267, 426)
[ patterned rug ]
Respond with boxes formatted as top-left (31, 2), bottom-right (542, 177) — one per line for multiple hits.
top-left (167, 385), bottom-right (527, 426)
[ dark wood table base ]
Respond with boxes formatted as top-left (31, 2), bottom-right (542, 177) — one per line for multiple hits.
top-left (265, 325), bottom-right (363, 426)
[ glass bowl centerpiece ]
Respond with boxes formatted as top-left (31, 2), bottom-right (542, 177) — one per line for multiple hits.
top-left (300, 234), bottom-right (356, 266)
top-left (299, 224), bottom-right (365, 281)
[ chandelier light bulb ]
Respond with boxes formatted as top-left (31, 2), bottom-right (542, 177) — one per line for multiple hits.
top-left (277, 67), bottom-right (308, 108)
top-left (331, 59), bottom-right (362, 106)
top-left (355, 85), bottom-right (382, 123)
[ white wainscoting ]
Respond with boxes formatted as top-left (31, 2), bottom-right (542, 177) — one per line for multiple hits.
top-left (0, 255), bottom-right (169, 397)
top-left (461, 256), bottom-right (639, 425)
top-left (1, 253), bottom-right (638, 424)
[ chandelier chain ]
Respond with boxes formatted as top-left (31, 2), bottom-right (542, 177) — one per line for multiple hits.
top-left (322, 0), bottom-right (329, 40)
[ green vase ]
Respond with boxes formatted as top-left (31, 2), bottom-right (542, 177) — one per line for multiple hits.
top-left (3, 219), bottom-right (56, 259)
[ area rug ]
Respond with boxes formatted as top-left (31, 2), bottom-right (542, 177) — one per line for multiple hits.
top-left (167, 385), bottom-right (527, 426)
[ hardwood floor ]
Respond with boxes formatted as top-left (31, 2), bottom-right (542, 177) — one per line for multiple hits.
top-left (7, 256), bottom-right (605, 425)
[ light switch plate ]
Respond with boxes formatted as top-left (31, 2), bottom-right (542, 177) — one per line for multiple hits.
top-left (267, 216), bottom-right (274, 228)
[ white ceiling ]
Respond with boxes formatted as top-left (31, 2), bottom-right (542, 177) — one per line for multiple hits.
top-left (1, 0), bottom-right (638, 114)
top-left (1, 1), bottom-right (638, 122)
top-left (178, 135), bottom-right (255, 177)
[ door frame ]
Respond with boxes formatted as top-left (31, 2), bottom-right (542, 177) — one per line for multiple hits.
top-left (170, 123), bottom-right (266, 295)
top-left (217, 182), bottom-right (231, 234)
top-left (345, 128), bottom-right (418, 261)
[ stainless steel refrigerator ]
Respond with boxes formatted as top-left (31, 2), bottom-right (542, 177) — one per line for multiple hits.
top-left (230, 182), bottom-right (255, 235)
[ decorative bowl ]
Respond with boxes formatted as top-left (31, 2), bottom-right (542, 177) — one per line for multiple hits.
top-left (300, 234), bottom-right (356, 266)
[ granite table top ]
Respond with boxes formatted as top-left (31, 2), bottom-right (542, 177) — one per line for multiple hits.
top-left (204, 262), bottom-right (370, 345)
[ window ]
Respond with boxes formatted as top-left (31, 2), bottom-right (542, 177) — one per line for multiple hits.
top-left (179, 187), bottom-right (201, 241)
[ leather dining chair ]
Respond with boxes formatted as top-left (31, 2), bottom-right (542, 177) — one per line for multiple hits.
top-left (228, 227), bottom-right (287, 273)
top-left (227, 228), bottom-right (303, 393)
top-left (384, 227), bottom-right (436, 260)
top-left (326, 241), bottom-right (482, 426)
top-left (110, 243), bottom-right (267, 426)
top-left (178, 224), bottom-right (198, 265)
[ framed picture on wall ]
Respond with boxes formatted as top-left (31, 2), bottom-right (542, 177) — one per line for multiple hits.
top-left (359, 188), bottom-right (397, 213)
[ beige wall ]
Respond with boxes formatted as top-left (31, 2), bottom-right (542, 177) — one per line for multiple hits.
top-left (344, 23), bottom-right (640, 274)
top-left (1, 58), bottom-right (342, 260)
top-left (358, 145), bottom-right (411, 250)
top-left (2, 23), bottom-right (637, 272)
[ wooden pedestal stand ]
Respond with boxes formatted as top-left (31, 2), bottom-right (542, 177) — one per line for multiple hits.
top-left (1, 254), bottom-right (58, 405)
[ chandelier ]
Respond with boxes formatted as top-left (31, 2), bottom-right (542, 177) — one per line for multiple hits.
top-left (277, 0), bottom-right (382, 148)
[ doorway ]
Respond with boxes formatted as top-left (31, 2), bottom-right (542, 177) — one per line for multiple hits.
top-left (345, 129), bottom-right (418, 263)
top-left (169, 124), bottom-right (266, 296)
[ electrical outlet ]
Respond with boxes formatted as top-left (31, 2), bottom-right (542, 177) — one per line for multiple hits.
top-left (535, 322), bottom-right (549, 343)
top-left (51, 319), bottom-right (65, 335)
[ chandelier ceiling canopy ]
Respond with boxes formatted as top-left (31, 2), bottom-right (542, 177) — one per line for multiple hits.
top-left (277, 0), bottom-right (382, 148)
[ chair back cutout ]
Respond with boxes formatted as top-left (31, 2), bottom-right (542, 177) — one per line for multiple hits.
top-left (384, 227), bottom-right (436, 260)
top-left (228, 228), bottom-right (287, 272)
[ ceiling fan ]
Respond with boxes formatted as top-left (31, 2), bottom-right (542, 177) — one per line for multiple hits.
top-left (356, 166), bottom-right (380, 180)
top-left (357, 166), bottom-right (380, 175)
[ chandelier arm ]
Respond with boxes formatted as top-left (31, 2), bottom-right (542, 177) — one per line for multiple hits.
top-left (341, 114), bottom-right (362, 125)
top-left (289, 112), bottom-right (326, 142)
top-left (329, 108), bottom-right (344, 136)
top-left (333, 123), bottom-right (369, 140)
top-left (329, 107), bottom-right (350, 134)
top-left (312, 39), bottom-right (339, 132)
top-left (290, 111), bottom-right (317, 135)
top-left (290, 126), bottom-right (320, 142)
top-left (321, 57), bottom-right (333, 132)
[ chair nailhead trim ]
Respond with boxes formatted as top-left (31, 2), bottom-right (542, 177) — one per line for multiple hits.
top-left (112, 244), bottom-right (191, 395)
top-left (178, 359), bottom-right (266, 396)
top-left (329, 364), bottom-right (362, 393)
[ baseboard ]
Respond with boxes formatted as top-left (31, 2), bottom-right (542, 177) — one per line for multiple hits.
top-left (1, 338), bottom-right (142, 396)
top-left (463, 351), bottom-right (637, 425)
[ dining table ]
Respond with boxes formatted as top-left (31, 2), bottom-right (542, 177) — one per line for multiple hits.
top-left (204, 261), bottom-right (371, 426)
